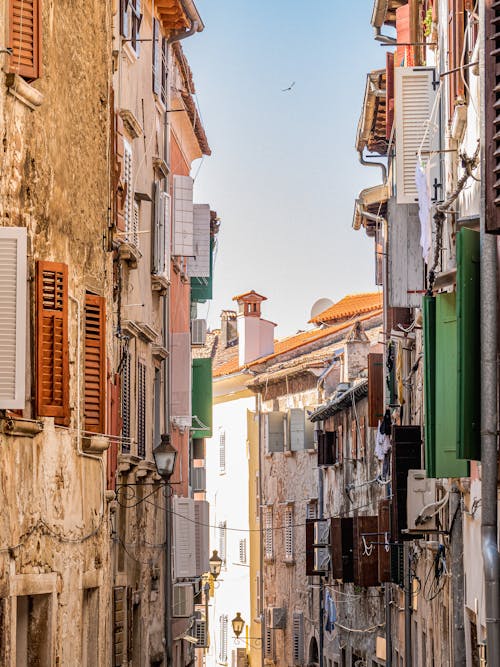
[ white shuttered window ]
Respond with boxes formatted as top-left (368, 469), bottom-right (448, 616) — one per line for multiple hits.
top-left (0, 228), bottom-right (27, 409)
top-left (284, 505), bottom-right (294, 561)
top-left (264, 507), bottom-right (273, 560)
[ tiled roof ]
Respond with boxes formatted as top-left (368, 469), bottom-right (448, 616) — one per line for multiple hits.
top-left (232, 290), bottom-right (267, 302)
top-left (309, 292), bottom-right (383, 325)
top-left (212, 309), bottom-right (383, 378)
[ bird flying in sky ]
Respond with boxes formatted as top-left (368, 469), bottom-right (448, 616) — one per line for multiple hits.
top-left (281, 81), bottom-right (296, 92)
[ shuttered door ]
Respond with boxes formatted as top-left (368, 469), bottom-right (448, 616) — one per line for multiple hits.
top-left (353, 516), bottom-right (379, 588)
top-left (423, 296), bottom-right (436, 477)
top-left (84, 294), bottom-right (105, 434)
top-left (456, 228), bottom-right (480, 460)
top-left (485, 0), bottom-right (500, 232)
top-left (9, 0), bottom-right (41, 80)
top-left (378, 499), bottom-right (391, 583)
top-left (36, 261), bottom-right (69, 422)
top-left (368, 353), bottom-right (384, 427)
top-left (392, 426), bottom-right (421, 537)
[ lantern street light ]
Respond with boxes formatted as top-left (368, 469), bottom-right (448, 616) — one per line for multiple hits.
top-left (209, 550), bottom-right (223, 580)
top-left (232, 612), bottom-right (245, 639)
top-left (153, 434), bottom-right (178, 481)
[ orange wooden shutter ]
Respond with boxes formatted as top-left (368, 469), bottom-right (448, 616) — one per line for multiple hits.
top-left (84, 293), bottom-right (106, 433)
top-left (9, 0), bottom-right (41, 80)
top-left (36, 261), bottom-right (69, 421)
top-left (396, 4), bottom-right (412, 66)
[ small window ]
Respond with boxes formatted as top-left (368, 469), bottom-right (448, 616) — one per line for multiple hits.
top-left (284, 506), bottom-right (294, 561)
top-left (306, 501), bottom-right (317, 521)
top-left (8, 0), bottom-right (41, 80)
top-left (121, 0), bottom-right (142, 54)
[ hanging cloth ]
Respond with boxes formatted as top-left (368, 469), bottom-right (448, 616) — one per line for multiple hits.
top-left (416, 163), bottom-right (432, 263)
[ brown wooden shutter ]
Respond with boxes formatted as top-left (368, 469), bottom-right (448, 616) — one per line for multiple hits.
top-left (337, 425), bottom-right (343, 465)
top-left (9, 0), bottom-right (41, 80)
top-left (84, 293), bottom-right (106, 434)
top-left (386, 51), bottom-right (394, 139)
top-left (331, 517), bottom-right (354, 582)
top-left (378, 499), bottom-right (391, 583)
top-left (305, 519), bottom-right (315, 576)
top-left (392, 425), bottom-right (422, 538)
top-left (351, 420), bottom-right (357, 460)
top-left (107, 371), bottom-right (121, 490)
top-left (353, 515), bottom-right (379, 587)
top-left (485, 0), bottom-right (500, 233)
top-left (368, 353), bottom-right (384, 427)
top-left (359, 416), bottom-right (366, 460)
top-left (36, 261), bottom-right (69, 422)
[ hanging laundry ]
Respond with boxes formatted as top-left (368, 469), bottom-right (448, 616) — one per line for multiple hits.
top-left (375, 419), bottom-right (391, 461)
top-left (416, 162), bottom-right (432, 263)
top-left (396, 341), bottom-right (405, 406)
top-left (325, 591), bottom-right (337, 632)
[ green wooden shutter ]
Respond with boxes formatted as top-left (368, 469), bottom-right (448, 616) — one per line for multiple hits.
top-left (191, 238), bottom-right (214, 303)
top-left (191, 358), bottom-right (213, 439)
top-left (456, 227), bottom-right (480, 460)
top-left (435, 292), bottom-right (468, 477)
top-left (423, 296), bottom-right (436, 477)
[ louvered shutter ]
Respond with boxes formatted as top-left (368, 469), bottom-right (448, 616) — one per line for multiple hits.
top-left (266, 412), bottom-right (285, 453)
top-left (84, 294), bottom-right (106, 434)
top-left (107, 372), bottom-right (121, 490)
top-left (386, 51), bottom-right (395, 138)
top-left (284, 506), bottom-right (294, 560)
top-left (288, 408), bottom-right (305, 451)
top-left (395, 67), bottom-right (439, 204)
top-left (162, 192), bottom-right (171, 279)
top-left (137, 360), bottom-right (146, 458)
top-left (120, 348), bottom-right (131, 453)
top-left (172, 175), bottom-right (194, 256)
top-left (368, 353), bottom-right (384, 427)
top-left (219, 431), bottom-right (226, 472)
top-left (114, 113), bottom-right (126, 232)
top-left (353, 515), bottom-right (379, 587)
top-left (187, 204), bottom-right (211, 278)
top-left (378, 499), bottom-right (392, 583)
top-left (292, 612), bottom-right (304, 666)
top-left (485, 0), bottom-right (500, 232)
top-left (152, 182), bottom-right (162, 274)
top-left (392, 426), bottom-right (422, 537)
top-left (396, 4), bottom-right (411, 66)
top-left (152, 18), bottom-right (160, 95)
top-left (170, 332), bottom-right (191, 424)
top-left (9, 0), bottom-right (41, 80)
top-left (264, 507), bottom-right (273, 560)
top-left (173, 496), bottom-right (196, 578)
top-left (218, 521), bottom-right (227, 564)
top-left (448, 0), bottom-right (465, 114)
top-left (123, 140), bottom-right (136, 244)
top-left (305, 519), bottom-right (315, 576)
top-left (0, 228), bottom-right (27, 409)
top-left (388, 199), bottom-right (425, 308)
top-left (194, 500), bottom-right (209, 575)
top-left (36, 261), bottom-right (69, 421)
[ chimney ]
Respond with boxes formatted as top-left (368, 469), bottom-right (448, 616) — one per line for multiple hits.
top-left (220, 310), bottom-right (238, 348)
top-left (233, 291), bottom-right (276, 366)
top-left (343, 321), bottom-right (370, 383)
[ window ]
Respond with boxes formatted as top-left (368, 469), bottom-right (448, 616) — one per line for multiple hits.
top-left (264, 609), bottom-right (274, 660)
top-left (264, 507), bottom-right (273, 561)
top-left (292, 612), bottom-right (304, 665)
top-left (8, 0), bottom-right (42, 80)
top-left (137, 361), bottom-right (146, 458)
top-left (219, 431), bottom-right (226, 473)
top-left (306, 501), bottom-right (317, 521)
top-left (239, 538), bottom-right (247, 565)
top-left (36, 261), bottom-right (70, 424)
top-left (84, 293), bottom-right (106, 434)
top-left (152, 19), bottom-right (168, 106)
top-left (219, 614), bottom-right (228, 663)
top-left (121, 347), bottom-right (131, 453)
top-left (120, 0), bottom-right (142, 54)
top-left (284, 506), bottom-right (294, 561)
top-left (218, 521), bottom-right (227, 565)
top-left (16, 594), bottom-right (51, 665)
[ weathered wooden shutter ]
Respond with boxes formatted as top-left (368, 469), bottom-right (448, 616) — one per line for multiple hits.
top-left (173, 496), bottom-right (196, 578)
top-left (0, 227), bottom-right (27, 410)
top-left (113, 586), bottom-right (126, 666)
top-left (386, 51), bottom-right (395, 139)
top-left (353, 515), bottom-right (379, 587)
top-left (392, 426), bottom-right (422, 537)
top-left (120, 348), bottom-right (131, 453)
top-left (266, 412), bottom-right (285, 453)
top-left (264, 507), bottom-right (273, 560)
top-left (123, 140), bottom-right (135, 244)
top-left (36, 261), bottom-right (69, 422)
top-left (84, 294), bottom-right (106, 434)
top-left (423, 296), bottom-right (436, 477)
top-left (137, 360), bottom-right (146, 458)
top-left (351, 419), bottom-right (357, 460)
top-left (194, 500), bottom-right (209, 576)
top-left (485, 0), bottom-right (500, 232)
top-left (394, 67), bottom-right (438, 204)
top-left (337, 425), bottom-right (343, 465)
top-left (284, 505), bottom-right (294, 560)
top-left (368, 353), bottom-right (384, 427)
top-left (378, 499), bottom-right (392, 583)
top-left (173, 175), bottom-right (194, 256)
top-left (396, 3), bottom-right (412, 66)
top-left (305, 519), bottom-right (315, 576)
top-left (264, 610), bottom-right (274, 660)
top-left (330, 517), bottom-right (354, 582)
top-left (359, 416), bottom-right (366, 460)
top-left (114, 113), bottom-right (126, 232)
top-left (9, 0), bottom-right (41, 80)
top-left (388, 199), bottom-right (426, 308)
top-left (292, 612), bottom-right (304, 666)
top-left (152, 18), bottom-right (160, 95)
top-left (288, 408), bottom-right (305, 451)
top-left (107, 372), bottom-right (121, 490)
top-left (170, 331), bottom-right (191, 424)
top-left (187, 204), bottom-right (211, 278)
top-left (456, 228), bottom-right (480, 460)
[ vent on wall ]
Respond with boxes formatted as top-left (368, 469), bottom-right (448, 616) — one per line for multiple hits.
top-left (172, 583), bottom-right (194, 618)
top-left (191, 318), bottom-right (207, 346)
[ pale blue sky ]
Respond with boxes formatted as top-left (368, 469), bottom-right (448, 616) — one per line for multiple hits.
top-left (185, 1), bottom-right (386, 338)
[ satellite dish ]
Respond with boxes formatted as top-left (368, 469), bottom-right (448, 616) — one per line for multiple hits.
top-left (310, 298), bottom-right (334, 321)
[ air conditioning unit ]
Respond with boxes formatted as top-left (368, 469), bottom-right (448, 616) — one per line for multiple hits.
top-left (313, 519), bottom-right (331, 573)
top-left (172, 583), bottom-right (194, 618)
top-left (406, 470), bottom-right (438, 532)
top-left (194, 611), bottom-right (207, 647)
top-left (191, 318), bottom-right (207, 346)
top-left (269, 607), bottom-right (286, 630)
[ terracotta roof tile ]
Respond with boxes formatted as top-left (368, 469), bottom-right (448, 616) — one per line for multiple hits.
top-left (309, 292), bottom-right (382, 325)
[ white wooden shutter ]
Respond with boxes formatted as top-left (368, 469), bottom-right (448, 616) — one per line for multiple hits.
top-left (387, 198), bottom-right (425, 308)
top-left (0, 227), bottom-right (27, 409)
top-left (162, 191), bottom-right (171, 279)
top-left (219, 431), bottom-right (226, 473)
top-left (187, 204), bottom-right (210, 277)
top-left (264, 507), bottom-right (273, 560)
top-left (395, 67), bottom-right (439, 204)
top-left (173, 497), bottom-right (196, 579)
top-left (219, 615), bottom-right (228, 663)
top-left (194, 500), bottom-right (209, 576)
top-left (152, 183), bottom-right (164, 275)
top-left (239, 538), bottom-right (247, 564)
top-left (173, 175), bottom-right (194, 256)
top-left (284, 506), bottom-right (294, 560)
top-left (292, 612), bottom-right (304, 665)
top-left (218, 520), bottom-right (227, 564)
top-left (170, 332), bottom-right (191, 426)
top-left (288, 408), bottom-right (305, 451)
top-left (266, 412), bottom-right (285, 453)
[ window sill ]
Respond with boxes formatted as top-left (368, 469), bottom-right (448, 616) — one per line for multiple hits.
top-left (283, 558), bottom-right (295, 566)
top-left (0, 416), bottom-right (43, 438)
top-left (118, 241), bottom-right (142, 268)
top-left (5, 73), bottom-right (44, 110)
top-left (119, 107), bottom-right (143, 139)
top-left (151, 273), bottom-right (170, 295)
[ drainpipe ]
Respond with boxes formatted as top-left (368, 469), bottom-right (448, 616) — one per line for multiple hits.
top-left (358, 149), bottom-right (387, 184)
top-left (318, 467), bottom-right (324, 667)
top-left (480, 1), bottom-right (500, 663)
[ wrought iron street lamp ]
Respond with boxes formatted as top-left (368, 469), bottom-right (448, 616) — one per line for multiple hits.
top-left (209, 550), bottom-right (223, 580)
top-left (153, 434), bottom-right (177, 480)
top-left (232, 612), bottom-right (245, 639)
